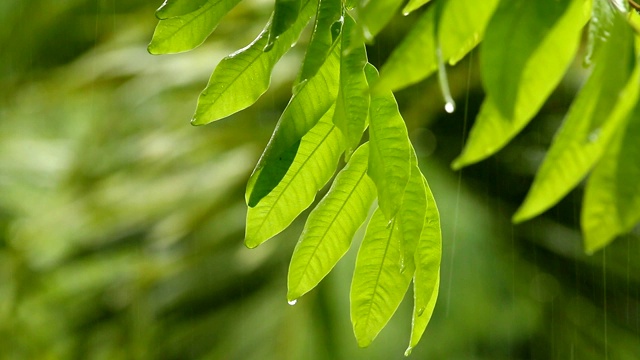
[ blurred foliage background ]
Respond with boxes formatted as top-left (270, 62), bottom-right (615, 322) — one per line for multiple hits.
top-left (1, 1), bottom-right (639, 359)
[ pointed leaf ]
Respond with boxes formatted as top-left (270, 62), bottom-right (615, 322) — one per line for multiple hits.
top-left (585, 0), bottom-right (617, 65)
top-left (297, 0), bottom-right (343, 83)
top-left (268, 0), bottom-right (304, 48)
top-left (148, 0), bottom-right (243, 54)
top-left (245, 106), bottom-right (345, 248)
top-left (288, 143), bottom-right (376, 300)
top-left (453, 0), bottom-right (589, 169)
top-left (354, 0), bottom-right (403, 42)
top-left (407, 176), bottom-right (442, 352)
top-left (367, 68), bottom-right (412, 220)
top-left (333, 15), bottom-right (369, 157)
top-left (582, 101), bottom-right (640, 253)
top-left (397, 156), bottom-right (428, 269)
top-left (246, 38), bottom-right (342, 206)
top-left (514, 13), bottom-right (637, 223)
top-left (350, 207), bottom-right (413, 347)
top-left (191, 0), bottom-right (316, 125)
top-left (155, 0), bottom-right (209, 19)
top-left (402, 0), bottom-right (433, 15)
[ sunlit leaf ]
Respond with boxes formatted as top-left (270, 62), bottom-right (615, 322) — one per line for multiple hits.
top-left (148, 0), bottom-right (243, 54)
top-left (377, 0), bottom-right (498, 92)
top-left (513, 12), bottom-right (637, 223)
top-left (244, 106), bottom-right (345, 248)
top-left (246, 37), bottom-right (341, 206)
top-left (287, 143), bottom-right (376, 301)
top-left (585, 0), bottom-right (617, 65)
top-left (402, 0), bottom-right (433, 15)
top-left (354, 0), bottom-right (403, 42)
top-left (367, 68), bottom-right (412, 220)
top-left (397, 156), bottom-right (427, 269)
top-left (582, 101), bottom-right (640, 253)
top-left (297, 0), bottom-right (343, 83)
top-left (452, 0), bottom-right (589, 169)
top-left (481, 0), bottom-right (573, 119)
top-left (332, 15), bottom-right (369, 157)
top-left (191, 0), bottom-right (316, 125)
top-left (155, 0), bottom-right (209, 19)
top-left (407, 176), bottom-right (442, 353)
top-left (350, 207), bottom-right (413, 348)
top-left (267, 0), bottom-right (304, 49)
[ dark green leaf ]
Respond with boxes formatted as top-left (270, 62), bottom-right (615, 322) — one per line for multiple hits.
top-left (287, 143), bottom-right (376, 300)
top-left (191, 0), bottom-right (316, 125)
top-left (267, 0), bottom-right (303, 49)
top-left (148, 0), bottom-right (243, 54)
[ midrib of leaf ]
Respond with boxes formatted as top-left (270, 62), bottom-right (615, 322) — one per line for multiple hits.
top-left (250, 124), bottom-right (338, 236)
top-left (290, 168), bottom-right (369, 292)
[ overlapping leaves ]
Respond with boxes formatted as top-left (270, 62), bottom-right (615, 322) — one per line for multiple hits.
top-left (149, 0), bottom-right (640, 354)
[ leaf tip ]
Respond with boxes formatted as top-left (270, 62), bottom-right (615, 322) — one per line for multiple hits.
top-left (404, 346), bottom-right (413, 357)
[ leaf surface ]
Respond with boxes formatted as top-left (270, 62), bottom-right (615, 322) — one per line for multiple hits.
top-left (287, 143), bottom-right (376, 300)
top-left (268, 0), bottom-right (304, 49)
top-left (155, 0), bottom-right (209, 19)
top-left (191, 0), bottom-right (316, 125)
top-left (402, 0), bottom-right (433, 15)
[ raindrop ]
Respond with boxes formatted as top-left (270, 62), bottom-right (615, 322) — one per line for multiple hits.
top-left (263, 41), bottom-right (275, 52)
top-left (445, 101), bottom-right (455, 114)
top-left (404, 347), bottom-right (413, 357)
top-left (436, 45), bottom-right (455, 114)
top-left (288, 299), bottom-right (297, 306)
top-left (417, 306), bottom-right (426, 316)
top-left (402, 11), bottom-right (410, 16)
top-left (588, 128), bottom-right (601, 143)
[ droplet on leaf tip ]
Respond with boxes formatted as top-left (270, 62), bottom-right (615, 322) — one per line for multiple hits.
top-left (445, 101), bottom-right (455, 113)
top-left (404, 347), bottom-right (413, 356)
top-left (288, 299), bottom-right (297, 306)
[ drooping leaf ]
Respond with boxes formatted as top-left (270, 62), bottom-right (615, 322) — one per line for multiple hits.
top-left (297, 0), bottom-right (343, 83)
top-left (287, 143), bottom-right (376, 301)
top-left (585, 0), bottom-right (617, 65)
top-left (481, 0), bottom-right (573, 120)
top-left (155, 0), bottom-right (209, 19)
top-left (350, 207), bottom-right (413, 348)
top-left (244, 106), bottom-right (345, 248)
top-left (402, 0), bottom-right (433, 15)
top-left (354, 0), bottom-right (403, 42)
top-left (407, 176), bottom-right (442, 354)
top-left (367, 67), bottom-right (412, 220)
top-left (267, 0), bottom-right (304, 50)
top-left (148, 0), bottom-right (243, 54)
top-left (397, 155), bottom-right (428, 270)
top-left (191, 0), bottom-right (316, 125)
top-left (332, 15), bottom-right (369, 158)
top-left (376, 0), bottom-right (498, 92)
top-left (513, 12), bottom-right (637, 223)
top-left (246, 37), bottom-right (341, 207)
top-left (452, 0), bottom-right (589, 169)
top-left (582, 100), bottom-right (640, 253)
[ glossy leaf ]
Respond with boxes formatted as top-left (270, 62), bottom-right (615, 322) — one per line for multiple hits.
top-left (333, 15), bottom-right (369, 157)
top-left (287, 143), bottom-right (376, 301)
top-left (148, 0), bottom-right (243, 54)
top-left (402, 0), bottom-right (433, 15)
top-left (192, 0), bottom-right (316, 125)
top-left (354, 0), bottom-right (403, 42)
top-left (367, 68), bottom-right (412, 220)
top-left (350, 207), bottom-right (413, 348)
top-left (582, 101), bottom-right (640, 253)
top-left (397, 156), bottom-right (428, 270)
top-left (452, 0), bottom-right (589, 169)
top-left (377, 0), bottom-right (498, 92)
top-left (268, 0), bottom-right (303, 49)
top-left (514, 12), bottom-right (637, 223)
top-left (245, 106), bottom-right (345, 248)
top-left (246, 37), bottom-right (341, 207)
top-left (585, 0), bottom-right (616, 65)
top-left (407, 176), bottom-right (442, 353)
top-left (155, 0), bottom-right (209, 19)
top-left (297, 0), bottom-right (343, 83)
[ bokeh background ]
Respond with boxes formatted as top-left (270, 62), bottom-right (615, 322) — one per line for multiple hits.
top-left (1, 1), bottom-right (639, 359)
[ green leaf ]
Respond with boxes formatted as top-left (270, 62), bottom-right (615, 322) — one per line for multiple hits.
top-left (332, 15), bottom-right (369, 157)
top-left (155, 0), bottom-right (209, 19)
top-left (397, 156), bottom-right (428, 270)
top-left (585, 0), bottom-right (617, 65)
top-left (582, 100), bottom-right (640, 253)
top-left (376, 0), bottom-right (498, 92)
top-left (513, 12), bottom-right (637, 223)
top-left (246, 37), bottom-right (341, 207)
top-left (244, 106), bottom-right (345, 248)
top-left (481, 0), bottom-right (573, 120)
top-left (287, 143), bottom-right (376, 300)
top-left (407, 176), bottom-right (442, 354)
top-left (402, 0), bottom-right (433, 15)
top-left (452, 0), bottom-right (589, 169)
top-left (350, 207), bottom-right (413, 348)
top-left (367, 68), bottom-right (412, 220)
top-left (297, 0), bottom-right (343, 83)
top-left (148, 0), bottom-right (243, 54)
top-left (354, 0), bottom-right (403, 41)
top-left (267, 0), bottom-right (304, 50)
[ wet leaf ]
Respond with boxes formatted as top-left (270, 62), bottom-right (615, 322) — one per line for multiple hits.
top-left (155, 0), bottom-right (209, 19)
top-left (402, 0), bottom-right (433, 15)
top-left (191, 0), bottom-right (316, 125)
top-left (287, 143), bottom-right (376, 300)
top-left (148, 0), bottom-right (243, 54)
top-left (268, 0), bottom-right (304, 48)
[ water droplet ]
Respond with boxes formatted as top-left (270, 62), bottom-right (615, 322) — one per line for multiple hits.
top-left (417, 306), bottom-right (426, 316)
top-left (288, 299), bottom-right (297, 306)
top-left (263, 41), bottom-right (275, 52)
top-left (404, 347), bottom-right (413, 356)
top-left (444, 101), bottom-right (455, 113)
top-left (402, 11), bottom-right (410, 16)
top-left (588, 128), bottom-right (601, 143)
top-left (362, 25), bottom-right (374, 42)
